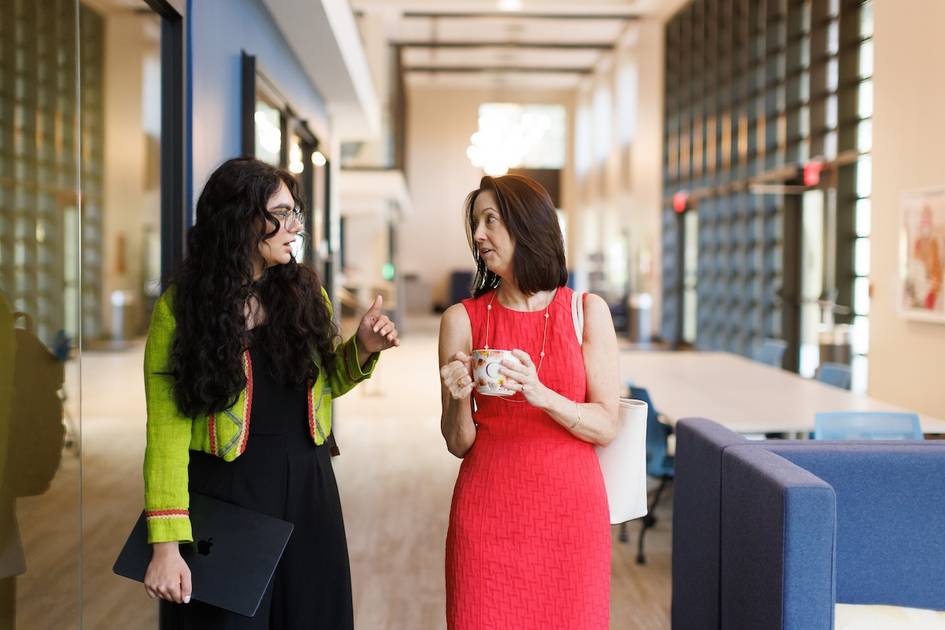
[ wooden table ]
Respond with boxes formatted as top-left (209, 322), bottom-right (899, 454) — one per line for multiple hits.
top-left (619, 350), bottom-right (945, 435)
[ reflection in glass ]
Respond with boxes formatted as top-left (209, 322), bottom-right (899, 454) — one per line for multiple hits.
top-left (2, 0), bottom-right (165, 627)
top-left (0, 0), bottom-right (87, 624)
top-left (288, 134), bottom-right (304, 174)
top-left (255, 99), bottom-right (282, 166)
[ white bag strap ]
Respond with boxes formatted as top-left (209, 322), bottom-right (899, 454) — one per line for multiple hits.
top-left (571, 290), bottom-right (585, 347)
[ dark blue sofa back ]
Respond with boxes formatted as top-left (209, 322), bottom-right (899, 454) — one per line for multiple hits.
top-left (671, 419), bottom-right (747, 630)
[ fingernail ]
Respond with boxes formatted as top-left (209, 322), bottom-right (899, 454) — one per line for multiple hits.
top-left (184, 596), bottom-right (191, 604)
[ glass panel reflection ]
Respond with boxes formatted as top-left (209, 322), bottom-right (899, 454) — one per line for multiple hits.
top-left (1, 1), bottom-right (85, 627)
top-left (254, 99), bottom-right (282, 166)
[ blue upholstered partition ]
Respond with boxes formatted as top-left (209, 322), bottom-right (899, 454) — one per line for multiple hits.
top-left (721, 446), bottom-right (837, 630)
top-left (768, 444), bottom-right (945, 611)
top-left (671, 419), bottom-right (747, 630)
top-left (673, 420), bottom-right (945, 630)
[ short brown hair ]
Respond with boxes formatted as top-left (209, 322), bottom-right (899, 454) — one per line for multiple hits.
top-left (464, 175), bottom-right (568, 298)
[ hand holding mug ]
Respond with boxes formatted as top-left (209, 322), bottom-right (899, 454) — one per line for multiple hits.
top-left (499, 349), bottom-right (549, 407)
top-left (441, 351), bottom-right (473, 400)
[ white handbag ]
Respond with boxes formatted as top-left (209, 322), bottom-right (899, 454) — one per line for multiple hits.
top-left (572, 291), bottom-right (649, 524)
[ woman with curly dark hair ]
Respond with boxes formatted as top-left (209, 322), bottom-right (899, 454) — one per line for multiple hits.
top-left (141, 157), bottom-right (399, 629)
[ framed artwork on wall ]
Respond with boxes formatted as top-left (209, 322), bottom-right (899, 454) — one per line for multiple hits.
top-left (900, 187), bottom-right (945, 322)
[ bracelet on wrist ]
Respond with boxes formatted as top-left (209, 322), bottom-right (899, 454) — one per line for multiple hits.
top-left (569, 400), bottom-right (581, 430)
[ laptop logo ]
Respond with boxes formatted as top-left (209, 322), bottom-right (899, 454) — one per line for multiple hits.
top-left (197, 537), bottom-right (214, 556)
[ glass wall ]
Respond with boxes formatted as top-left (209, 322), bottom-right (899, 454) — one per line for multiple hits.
top-left (662, 0), bottom-right (873, 380)
top-left (1, 0), bottom-right (173, 626)
top-left (1, 0), bottom-right (84, 626)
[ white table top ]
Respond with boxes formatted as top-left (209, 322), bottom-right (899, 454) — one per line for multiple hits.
top-left (619, 350), bottom-right (945, 435)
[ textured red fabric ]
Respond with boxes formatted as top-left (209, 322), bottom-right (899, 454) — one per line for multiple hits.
top-left (446, 287), bottom-right (611, 629)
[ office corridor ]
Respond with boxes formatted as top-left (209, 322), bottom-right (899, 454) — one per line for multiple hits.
top-left (334, 317), bottom-right (672, 629)
top-left (23, 316), bottom-right (670, 629)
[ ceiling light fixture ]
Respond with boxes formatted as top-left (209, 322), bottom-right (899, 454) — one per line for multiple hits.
top-left (466, 104), bottom-right (551, 176)
top-left (497, 0), bottom-right (522, 11)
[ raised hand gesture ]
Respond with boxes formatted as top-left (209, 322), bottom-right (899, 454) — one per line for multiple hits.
top-left (356, 295), bottom-right (400, 354)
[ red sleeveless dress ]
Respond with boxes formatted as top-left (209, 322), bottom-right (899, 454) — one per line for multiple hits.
top-left (445, 287), bottom-right (610, 629)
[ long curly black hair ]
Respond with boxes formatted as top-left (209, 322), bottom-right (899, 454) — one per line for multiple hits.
top-left (169, 157), bottom-right (337, 418)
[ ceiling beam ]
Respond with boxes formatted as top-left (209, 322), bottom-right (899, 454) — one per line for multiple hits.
top-left (396, 40), bottom-right (613, 50)
top-left (402, 11), bottom-right (640, 20)
top-left (404, 65), bottom-right (593, 74)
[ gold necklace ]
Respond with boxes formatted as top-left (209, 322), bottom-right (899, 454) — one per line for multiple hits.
top-left (483, 288), bottom-right (555, 377)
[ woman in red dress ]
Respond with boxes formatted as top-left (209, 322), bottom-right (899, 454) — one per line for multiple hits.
top-left (439, 175), bottom-right (620, 629)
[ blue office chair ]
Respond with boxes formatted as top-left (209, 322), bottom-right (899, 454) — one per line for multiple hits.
top-left (621, 386), bottom-right (674, 565)
top-left (814, 411), bottom-right (923, 440)
top-left (815, 362), bottom-right (852, 390)
top-left (754, 338), bottom-right (787, 368)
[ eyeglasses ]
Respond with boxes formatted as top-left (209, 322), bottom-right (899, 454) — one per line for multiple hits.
top-left (270, 206), bottom-right (305, 228)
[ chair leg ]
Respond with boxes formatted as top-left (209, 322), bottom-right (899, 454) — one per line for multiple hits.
top-left (636, 477), bottom-right (670, 565)
top-left (618, 522), bottom-right (628, 543)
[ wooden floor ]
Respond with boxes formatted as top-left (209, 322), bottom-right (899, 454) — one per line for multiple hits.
top-left (11, 316), bottom-right (672, 629)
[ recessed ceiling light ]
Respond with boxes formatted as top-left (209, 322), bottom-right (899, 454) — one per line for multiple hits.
top-left (497, 0), bottom-right (523, 11)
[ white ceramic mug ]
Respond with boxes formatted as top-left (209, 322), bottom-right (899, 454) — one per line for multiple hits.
top-left (471, 349), bottom-right (522, 397)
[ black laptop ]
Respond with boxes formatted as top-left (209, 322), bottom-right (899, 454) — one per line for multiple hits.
top-left (113, 493), bottom-right (294, 617)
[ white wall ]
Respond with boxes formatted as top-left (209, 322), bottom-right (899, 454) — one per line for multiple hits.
top-left (571, 20), bottom-right (664, 334)
top-left (870, 0), bottom-right (945, 417)
top-left (403, 85), bottom-right (576, 306)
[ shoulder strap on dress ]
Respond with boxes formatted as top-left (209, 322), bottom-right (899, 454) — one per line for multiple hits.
top-left (571, 290), bottom-right (585, 347)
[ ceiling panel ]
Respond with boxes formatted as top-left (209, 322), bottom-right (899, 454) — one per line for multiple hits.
top-left (393, 16), bottom-right (629, 44)
top-left (351, 0), bottom-right (692, 90)
top-left (402, 47), bottom-right (601, 69)
top-left (406, 71), bottom-right (581, 90)
top-left (353, 0), bottom-right (644, 14)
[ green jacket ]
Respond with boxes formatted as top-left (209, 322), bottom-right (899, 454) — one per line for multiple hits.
top-left (143, 288), bottom-right (378, 543)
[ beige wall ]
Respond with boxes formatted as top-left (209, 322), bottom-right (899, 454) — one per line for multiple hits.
top-left (870, 0), bottom-right (945, 417)
top-left (627, 21), bottom-right (665, 332)
top-left (571, 20), bottom-right (664, 334)
top-left (102, 13), bottom-right (161, 338)
top-left (404, 85), bottom-right (576, 306)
